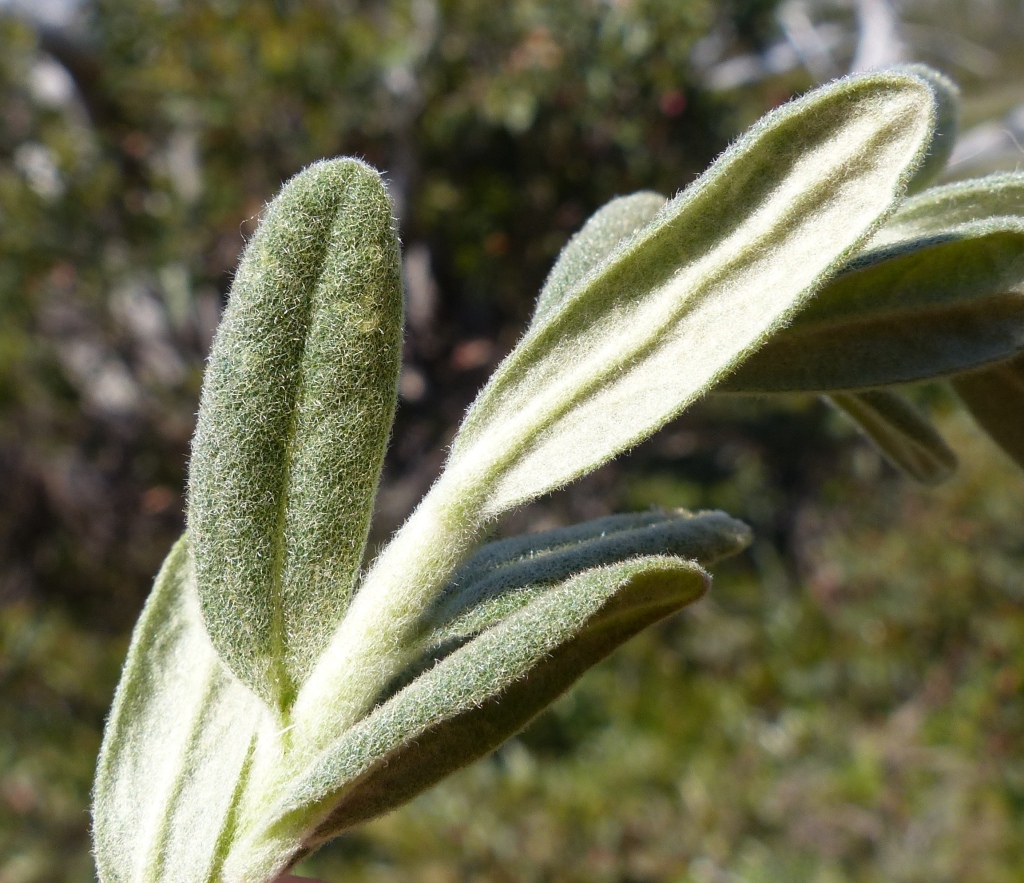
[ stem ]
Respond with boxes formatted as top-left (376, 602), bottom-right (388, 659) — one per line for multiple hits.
top-left (292, 467), bottom-right (489, 746)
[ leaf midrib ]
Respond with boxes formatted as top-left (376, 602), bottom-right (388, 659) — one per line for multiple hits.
top-left (266, 184), bottom-right (350, 713)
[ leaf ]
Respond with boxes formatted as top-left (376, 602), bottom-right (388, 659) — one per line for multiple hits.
top-left (533, 191), bottom-right (667, 325)
top-left (187, 159), bottom-right (403, 709)
top-left (226, 555), bottom-right (711, 878)
top-left (445, 71), bottom-right (936, 517)
top-left (720, 174), bottom-right (1024, 393)
top-left (953, 353), bottom-right (1024, 471)
top-left (94, 516), bottom-right (749, 882)
top-left (876, 171), bottom-right (1024, 242)
top-left (372, 510), bottom-right (749, 705)
top-left (293, 71), bottom-right (936, 734)
top-left (896, 64), bottom-right (959, 195)
top-left (830, 389), bottom-right (958, 484)
top-left (530, 64), bottom-right (955, 337)
top-left (92, 538), bottom-right (290, 883)
top-left (424, 509), bottom-right (751, 647)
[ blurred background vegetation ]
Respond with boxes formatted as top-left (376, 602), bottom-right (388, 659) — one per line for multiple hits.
top-left (1, 0), bottom-right (1023, 880)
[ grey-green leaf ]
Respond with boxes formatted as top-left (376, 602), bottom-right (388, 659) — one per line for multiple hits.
top-left (95, 515), bottom-right (748, 882)
top-left (187, 158), bottom-right (403, 709)
top-left (895, 64), bottom-right (959, 195)
top-left (227, 555), bottom-right (711, 874)
top-left (425, 509), bottom-right (750, 647)
top-left (292, 72), bottom-right (936, 735)
top-left (953, 353), bottom-right (1024, 471)
top-left (92, 538), bottom-right (288, 883)
top-left (721, 174), bottom-right (1024, 394)
top-left (830, 389), bottom-right (958, 484)
top-left (447, 71), bottom-right (936, 518)
top-left (533, 191), bottom-right (667, 326)
top-left (876, 171), bottom-right (1024, 241)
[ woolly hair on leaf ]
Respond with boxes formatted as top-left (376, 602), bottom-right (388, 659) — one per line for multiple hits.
top-left (95, 67), bottom-right (947, 883)
top-left (722, 173), bottom-right (1024, 484)
top-left (445, 71), bottom-right (936, 516)
top-left (874, 172), bottom-right (1024, 239)
top-left (532, 190), bottom-right (668, 325)
top-left (527, 182), bottom-right (969, 488)
top-left (93, 514), bottom-right (749, 883)
top-left (533, 175), bottom-right (1024, 400)
top-left (225, 556), bottom-right (714, 878)
top-left (722, 176), bottom-right (1024, 393)
top-left (187, 158), bottom-right (403, 711)
top-left (92, 539), bottom-right (279, 883)
top-left (223, 513), bottom-right (749, 876)
top-left (893, 63), bottom-right (959, 195)
top-left (293, 70), bottom-right (937, 746)
top-left (529, 65), bottom-right (957, 337)
top-left (413, 509), bottom-right (751, 671)
top-left (526, 74), bottom-right (1014, 489)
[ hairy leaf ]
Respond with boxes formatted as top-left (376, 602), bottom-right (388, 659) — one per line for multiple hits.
top-left (187, 159), bottom-right (403, 709)
top-left (446, 72), bottom-right (935, 516)
top-left (94, 516), bottom-right (749, 883)
top-left (897, 64), bottom-right (959, 194)
top-left (533, 191), bottom-right (667, 325)
top-left (722, 175), bottom-right (1024, 393)
top-left (424, 509), bottom-right (750, 647)
top-left (228, 555), bottom-right (711, 879)
top-left (92, 539), bottom-right (288, 883)
top-left (876, 172), bottom-right (1024, 241)
top-left (953, 353), bottom-right (1024, 471)
top-left (294, 71), bottom-right (936, 735)
top-left (830, 389), bottom-right (958, 484)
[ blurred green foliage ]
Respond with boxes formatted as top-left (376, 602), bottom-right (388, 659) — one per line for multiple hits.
top-left (2, 0), bottom-right (1024, 881)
